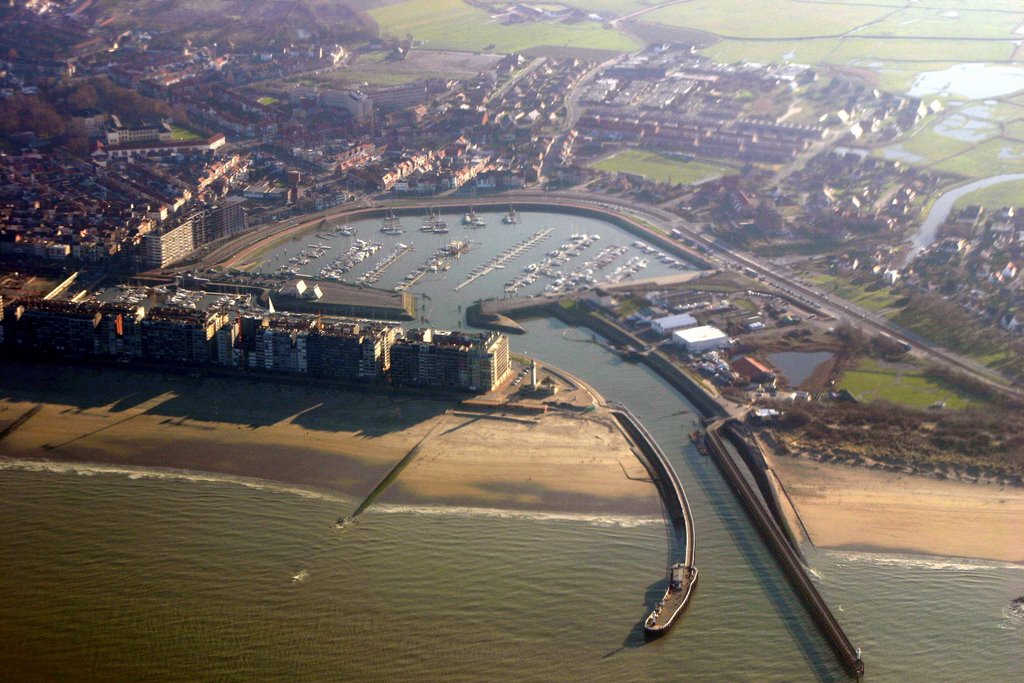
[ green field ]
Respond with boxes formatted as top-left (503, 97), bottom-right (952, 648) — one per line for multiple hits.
top-left (935, 138), bottom-right (1024, 177)
top-left (701, 38), bottom-right (842, 66)
top-left (170, 125), bottom-right (203, 141)
top-left (838, 357), bottom-right (978, 408)
top-left (952, 178), bottom-right (1024, 210)
top-left (826, 36), bottom-right (1015, 64)
top-left (256, 96), bottom-right (279, 106)
top-left (647, 0), bottom-right (890, 39)
top-left (807, 273), bottom-right (903, 312)
top-left (592, 150), bottom-right (734, 185)
top-left (866, 6), bottom-right (1024, 39)
top-left (369, 0), bottom-right (637, 54)
top-left (637, 0), bottom-right (1023, 96)
top-left (559, 0), bottom-right (655, 16)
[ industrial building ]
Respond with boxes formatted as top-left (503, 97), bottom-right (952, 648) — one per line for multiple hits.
top-left (673, 325), bottom-right (730, 354)
top-left (275, 279), bottom-right (415, 321)
top-left (651, 312), bottom-right (698, 336)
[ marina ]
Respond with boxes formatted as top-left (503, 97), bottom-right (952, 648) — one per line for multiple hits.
top-left (358, 242), bottom-right (412, 284)
top-left (394, 241), bottom-right (468, 292)
top-left (253, 210), bottom-right (692, 301)
top-left (453, 228), bottom-right (553, 292)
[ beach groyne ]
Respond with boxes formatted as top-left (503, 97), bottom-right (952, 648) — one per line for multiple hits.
top-left (705, 422), bottom-right (864, 678)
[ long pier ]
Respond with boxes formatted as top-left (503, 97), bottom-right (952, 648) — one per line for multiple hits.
top-left (704, 422), bottom-right (864, 678)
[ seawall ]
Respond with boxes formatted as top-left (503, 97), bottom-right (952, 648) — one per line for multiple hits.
top-left (705, 422), bottom-right (864, 678)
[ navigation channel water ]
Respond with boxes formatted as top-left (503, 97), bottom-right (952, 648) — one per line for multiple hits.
top-left (2, 210), bottom-right (1022, 681)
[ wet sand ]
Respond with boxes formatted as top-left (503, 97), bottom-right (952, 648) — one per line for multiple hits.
top-left (0, 363), bottom-right (659, 516)
top-left (769, 453), bottom-right (1024, 563)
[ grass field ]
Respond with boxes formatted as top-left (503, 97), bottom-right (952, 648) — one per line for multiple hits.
top-left (638, 0), bottom-right (1022, 96)
top-left (952, 178), bottom-right (1024, 210)
top-left (878, 118), bottom-right (978, 166)
top-left (865, 6), bottom-right (1024, 40)
top-left (592, 150), bottom-right (734, 185)
top-left (256, 96), bottom-right (279, 106)
top-left (369, 0), bottom-right (637, 54)
top-left (807, 273), bottom-right (903, 312)
top-left (559, 0), bottom-right (655, 16)
top-left (170, 125), bottom-right (203, 141)
top-left (838, 357), bottom-right (978, 409)
top-left (826, 37), bottom-right (1015, 64)
top-left (935, 138), bottom-right (1024, 177)
top-left (701, 38), bottom-right (842, 66)
top-left (647, 0), bottom-right (890, 39)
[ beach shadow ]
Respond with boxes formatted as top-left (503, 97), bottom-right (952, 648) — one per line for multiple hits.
top-left (688, 446), bottom-right (846, 683)
top-left (0, 361), bottom-right (451, 433)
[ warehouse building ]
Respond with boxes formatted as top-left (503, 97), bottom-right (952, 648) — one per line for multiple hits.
top-left (673, 325), bottom-right (730, 354)
top-left (651, 312), bottom-right (698, 336)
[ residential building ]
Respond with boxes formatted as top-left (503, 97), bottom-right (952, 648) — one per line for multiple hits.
top-left (389, 329), bottom-right (511, 392)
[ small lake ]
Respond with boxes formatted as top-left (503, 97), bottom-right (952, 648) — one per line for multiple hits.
top-left (908, 64), bottom-right (1024, 100)
top-left (767, 351), bottom-right (833, 388)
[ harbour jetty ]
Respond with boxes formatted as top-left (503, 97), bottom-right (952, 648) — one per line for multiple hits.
top-left (704, 422), bottom-right (864, 678)
top-left (610, 405), bottom-right (697, 637)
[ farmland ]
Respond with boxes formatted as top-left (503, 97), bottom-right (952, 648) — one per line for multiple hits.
top-left (368, 0), bottom-right (637, 55)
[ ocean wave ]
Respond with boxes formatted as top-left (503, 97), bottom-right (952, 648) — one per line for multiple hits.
top-left (371, 502), bottom-right (663, 528)
top-left (0, 457), bottom-right (349, 504)
top-left (825, 550), bottom-right (1024, 573)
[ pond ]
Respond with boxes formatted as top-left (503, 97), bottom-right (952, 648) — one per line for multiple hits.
top-left (767, 350), bottom-right (833, 388)
top-left (908, 63), bottom-right (1024, 100)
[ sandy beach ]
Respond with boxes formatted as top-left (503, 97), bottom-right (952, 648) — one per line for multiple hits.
top-left (0, 362), bottom-right (659, 516)
top-left (769, 452), bottom-right (1024, 563)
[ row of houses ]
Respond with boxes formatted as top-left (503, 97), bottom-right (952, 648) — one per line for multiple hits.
top-left (1, 298), bottom-right (511, 393)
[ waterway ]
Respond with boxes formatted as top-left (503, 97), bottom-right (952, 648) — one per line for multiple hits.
top-left (2, 210), bottom-right (1023, 681)
top-left (904, 173), bottom-right (1024, 266)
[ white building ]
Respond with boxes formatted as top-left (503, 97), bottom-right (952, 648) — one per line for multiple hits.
top-left (651, 312), bottom-right (698, 336)
top-left (673, 325), bottom-right (729, 354)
